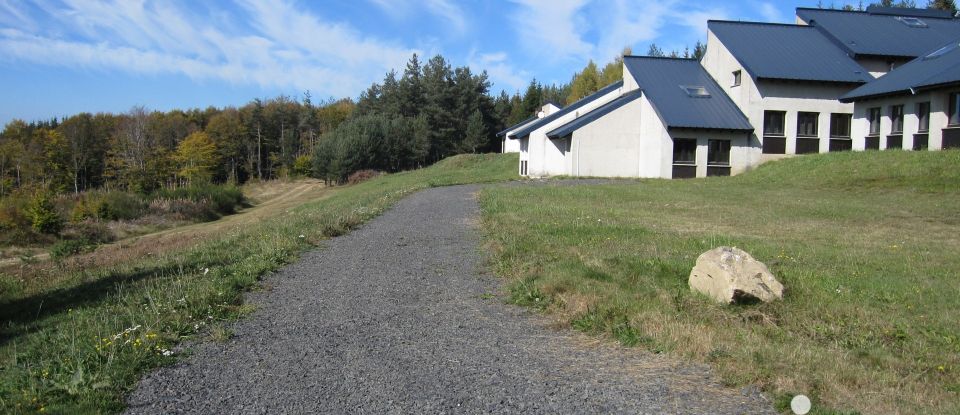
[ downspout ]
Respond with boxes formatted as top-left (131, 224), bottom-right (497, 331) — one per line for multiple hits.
top-left (576, 135), bottom-right (581, 177)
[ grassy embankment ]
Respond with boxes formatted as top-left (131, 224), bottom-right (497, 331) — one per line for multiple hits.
top-left (479, 150), bottom-right (960, 414)
top-left (0, 153), bottom-right (517, 413)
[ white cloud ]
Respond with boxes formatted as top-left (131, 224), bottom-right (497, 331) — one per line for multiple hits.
top-left (0, 0), bottom-right (418, 97)
top-left (509, 0), bottom-right (731, 64)
top-left (509, 0), bottom-right (593, 63)
top-left (467, 50), bottom-right (529, 93)
top-left (366, 0), bottom-right (467, 34)
top-left (756, 2), bottom-right (785, 23)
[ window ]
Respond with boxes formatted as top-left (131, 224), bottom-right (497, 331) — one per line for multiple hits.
top-left (797, 112), bottom-right (819, 137)
top-left (673, 138), bottom-right (697, 164)
top-left (890, 105), bottom-right (904, 134)
top-left (895, 16), bottom-right (928, 28)
top-left (950, 92), bottom-right (960, 126)
top-left (732, 70), bottom-right (742, 87)
top-left (681, 85), bottom-right (710, 98)
top-left (520, 161), bottom-right (528, 175)
top-left (868, 107), bottom-right (881, 135)
top-left (707, 140), bottom-right (731, 166)
top-left (672, 138), bottom-right (697, 179)
top-left (763, 111), bottom-right (785, 136)
top-left (917, 102), bottom-right (930, 132)
top-left (707, 140), bottom-right (731, 177)
top-left (830, 113), bottom-right (852, 138)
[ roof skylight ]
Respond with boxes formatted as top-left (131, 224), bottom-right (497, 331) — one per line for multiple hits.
top-left (895, 16), bottom-right (928, 28)
top-left (681, 85), bottom-right (711, 98)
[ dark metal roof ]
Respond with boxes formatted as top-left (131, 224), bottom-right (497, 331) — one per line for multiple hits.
top-left (496, 114), bottom-right (536, 137)
top-left (545, 90), bottom-right (643, 139)
top-left (508, 80), bottom-right (623, 139)
top-left (797, 7), bottom-right (960, 59)
top-left (708, 20), bottom-right (872, 84)
top-left (622, 56), bottom-right (753, 131)
top-left (841, 38), bottom-right (960, 102)
top-left (864, 5), bottom-right (954, 19)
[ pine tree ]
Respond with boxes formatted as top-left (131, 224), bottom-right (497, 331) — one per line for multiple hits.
top-left (462, 110), bottom-right (487, 153)
top-left (928, 0), bottom-right (957, 13)
top-left (567, 61), bottom-right (601, 103)
top-left (647, 43), bottom-right (665, 57)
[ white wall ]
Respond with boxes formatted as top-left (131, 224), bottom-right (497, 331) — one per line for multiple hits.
top-left (502, 137), bottom-right (521, 153)
top-left (702, 30), bottom-right (860, 162)
top-left (566, 96), bottom-right (754, 179)
top-left (570, 97), bottom-right (652, 177)
top-left (526, 86), bottom-right (623, 177)
top-left (850, 88), bottom-right (956, 151)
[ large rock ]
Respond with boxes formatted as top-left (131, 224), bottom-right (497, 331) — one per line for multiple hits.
top-left (688, 247), bottom-right (783, 304)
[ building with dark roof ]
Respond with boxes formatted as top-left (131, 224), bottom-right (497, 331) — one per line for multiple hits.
top-left (524, 57), bottom-right (755, 179)
top-left (702, 20), bottom-right (871, 158)
top-left (796, 6), bottom-right (960, 77)
top-left (839, 38), bottom-right (960, 151)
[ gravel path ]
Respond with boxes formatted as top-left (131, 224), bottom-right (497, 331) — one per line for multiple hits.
top-left (125, 185), bottom-right (773, 414)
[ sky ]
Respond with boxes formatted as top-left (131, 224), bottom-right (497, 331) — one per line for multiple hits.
top-left (0, 0), bottom-right (831, 126)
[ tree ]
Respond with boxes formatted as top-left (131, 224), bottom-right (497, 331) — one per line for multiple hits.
top-left (647, 43), bottom-right (665, 57)
top-left (205, 108), bottom-right (247, 183)
top-left (692, 41), bottom-right (707, 60)
top-left (462, 110), bottom-right (487, 153)
top-left (928, 0), bottom-right (958, 13)
top-left (174, 131), bottom-right (218, 185)
top-left (567, 61), bottom-right (601, 103)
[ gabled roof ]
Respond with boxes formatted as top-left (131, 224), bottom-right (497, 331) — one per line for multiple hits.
top-left (507, 80), bottom-right (623, 139)
top-left (796, 7), bottom-right (960, 59)
top-left (622, 56), bottom-right (753, 131)
top-left (545, 90), bottom-right (643, 139)
top-left (708, 20), bottom-right (872, 84)
top-left (496, 114), bottom-right (536, 137)
top-left (840, 38), bottom-right (960, 102)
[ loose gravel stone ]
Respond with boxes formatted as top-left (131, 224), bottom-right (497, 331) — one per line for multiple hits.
top-left (125, 185), bottom-right (773, 414)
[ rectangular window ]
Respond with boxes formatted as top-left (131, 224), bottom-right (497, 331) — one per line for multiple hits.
top-left (707, 139), bottom-right (731, 177)
top-left (707, 139), bottom-right (731, 166)
top-left (913, 134), bottom-right (929, 150)
top-left (917, 102), bottom-right (930, 132)
top-left (673, 138), bottom-right (697, 164)
top-left (732, 70), bottom-right (741, 87)
top-left (797, 112), bottom-right (819, 137)
top-left (950, 92), bottom-right (960, 126)
top-left (829, 139), bottom-right (852, 152)
top-left (796, 138), bottom-right (820, 154)
top-left (868, 107), bottom-right (881, 135)
top-left (830, 113), bottom-right (852, 138)
top-left (865, 136), bottom-right (880, 150)
top-left (890, 105), bottom-right (904, 133)
top-left (763, 110), bottom-right (785, 136)
top-left (887, 135), bottom-right (903, 150)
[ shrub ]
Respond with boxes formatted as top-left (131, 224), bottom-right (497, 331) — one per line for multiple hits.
top-left (292, 154), bottom-right (313, 177)
top-left (26, 192), bottom-right (64, 235)
top-left (49, 239), bottom-right (94, 261)
top-left (62, 220), bottom-right (113, 245)
top-left (347, 169), bottom-right (381, 185)
top-left (98, 191), bottom-right (147, 220)
top-left (152, 184), bottom-right (245, 216)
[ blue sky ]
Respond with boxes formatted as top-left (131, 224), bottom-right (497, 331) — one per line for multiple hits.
top-left (0, 0), bottom-right (832, 126)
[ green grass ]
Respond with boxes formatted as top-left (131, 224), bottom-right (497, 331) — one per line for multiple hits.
top-left (478, 150), bottom-right (960, 415)
top-left (0, 153), bottom-right (517, 413)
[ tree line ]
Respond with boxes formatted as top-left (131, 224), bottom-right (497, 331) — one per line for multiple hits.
top-left (0, 95), bottom-right (354, 195)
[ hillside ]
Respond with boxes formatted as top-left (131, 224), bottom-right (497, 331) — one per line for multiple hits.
top-left (479, 150), bottom-right (960, 414)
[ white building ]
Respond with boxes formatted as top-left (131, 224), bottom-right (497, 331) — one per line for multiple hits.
top-left (508, 81), bottom-right (623, 177)
top-left (701, 20), bottom-right (872, 159)
top-left (839, 38), bottom-right (960, 151)
top-left (543, 57), bottom-right (755, 179)
top-left (496, 6), bottom-right (960, 179)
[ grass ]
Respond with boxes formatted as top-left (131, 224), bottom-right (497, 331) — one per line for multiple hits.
top-left (478, 150), bottom-right (960, 415)
top-left (0, 153), bottom-right (517, 414)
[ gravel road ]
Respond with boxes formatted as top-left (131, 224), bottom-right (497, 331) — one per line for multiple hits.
top-left (125, 185), bottom-right (772, 414)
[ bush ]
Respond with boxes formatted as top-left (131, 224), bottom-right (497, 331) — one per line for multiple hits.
top-left (62, 220), bottom-right (113, 245)
top-left (347, 170), bottom-right (381, 185)
top-left (152, 184), bottom-right (245, 216)
top-left (26, 192), bottom-right (64, 235)
top-left (98, 191), bottom-right (147, 220)
top-left (49, 239), bottom-right (95, 261)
